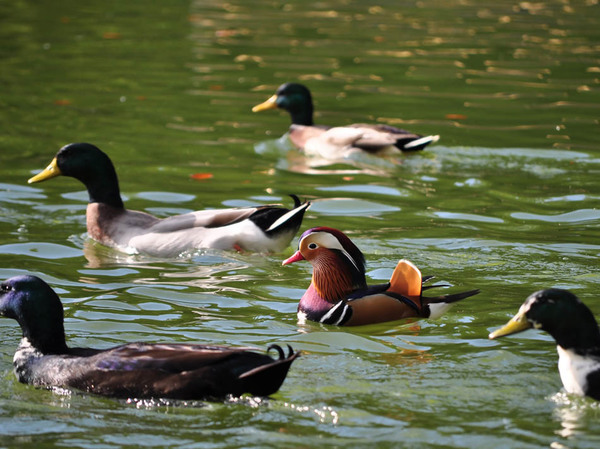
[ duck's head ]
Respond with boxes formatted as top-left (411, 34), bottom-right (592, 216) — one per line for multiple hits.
top-left (282, 227), bottom-right (366, 300)
top-left (28, 143), bottom-right (123, 208)
top-left (252, 83), bottom-right (314, 126)
top-left (490, 289), bottom-right (600, 351)
top-left (0, 275), bottom-right (68, 354)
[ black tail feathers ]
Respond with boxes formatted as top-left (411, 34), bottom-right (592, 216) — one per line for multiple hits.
top-left (237, 344), bottom-right (300, 397)
top-left (424, 289), bottom-right (480, 305)
top-left (249, 195), bottom-right (310, 236)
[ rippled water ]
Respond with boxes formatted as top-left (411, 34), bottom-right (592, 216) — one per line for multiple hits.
top-left (2, 0), bottom-right (600, 448)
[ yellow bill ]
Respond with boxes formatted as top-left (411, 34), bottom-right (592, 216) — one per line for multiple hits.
top-left (252, 95), bottom-right (279, 112)
top-left (489, 310), bottom-right (532, 339)
top-left (28, 157), bottom-right (62, 184)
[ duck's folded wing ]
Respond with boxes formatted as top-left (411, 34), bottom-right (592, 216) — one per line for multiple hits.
top-left (344, 287), bottom-right (422, 326)
top-left (70, 343), bottom-right (298, 399)
top-left (148, 208), bottom-right (259, 233)
top-left (90, 343), bottom-right (248, 372)
top-left (348, 123), bottom-right (419, 137)
top-left (348, 123), bottom-right (439, 152)
top-left (345, 125), bottom-right (401, 150)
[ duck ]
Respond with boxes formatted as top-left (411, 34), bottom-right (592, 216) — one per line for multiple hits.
top-left (27, 143), bottom-right (310, 257)
top-left (281, 226), bottom-right (479, 326)
top-left (252, 82), bottom-right (440, 159)
top-left (0, 274), bottom-right (300, 400)
top-left (489, 288), bottom-right (600, 401)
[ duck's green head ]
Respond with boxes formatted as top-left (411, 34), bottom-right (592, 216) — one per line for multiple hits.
top-left (0, 275), bottom-right (68, 354)
top-left (28, 143), bottom-right (124, 208)
top-left (252, 83), bottom-right (314, 126)
top-left (490, 289), bottom-right (600, 351)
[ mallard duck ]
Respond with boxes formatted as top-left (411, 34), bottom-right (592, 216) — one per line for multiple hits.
top-left (252, 83), bottom-right (439, 159)
top-left (28, 143), bottom-right (310, 257)
top-left (0, 275), bottom-right (299, 400)
top-left (281, 227), bottom-right (479, 326)
top-left (489, 289), bottom-right (600, 401)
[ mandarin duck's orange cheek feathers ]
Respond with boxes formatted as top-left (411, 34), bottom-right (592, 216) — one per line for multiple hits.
top-left (286, 227), bottom-right (368, 299)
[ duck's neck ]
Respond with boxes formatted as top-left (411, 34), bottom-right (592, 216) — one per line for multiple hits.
top-left (288, 102), bottom-right (314, 126)
top-left (85, 170), bottom-right (124, 209)
top-left (72, 157), bottom-right (124, 208)
top-left (552, 324), bottom-right (600, 355)
top-left (310, 253), bottom-right (367, 303)
top-left (21, 322), bottom-right (69, 355)
top-left (290, 111), bottom-right (313, 126)
top-left (545, 311), bottom-right (600, 355)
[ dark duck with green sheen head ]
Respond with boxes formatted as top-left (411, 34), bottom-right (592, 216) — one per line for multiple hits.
top-left (252, 83), bottom-right (439, 159)
top-left (0, 275), bottom-right (299, 400)
top-left (282, 227), bottom-right (479, 326)
top-left (28, 143), bottom-right (309, 257)
top-left (490, 289), bottom-right (600, 401)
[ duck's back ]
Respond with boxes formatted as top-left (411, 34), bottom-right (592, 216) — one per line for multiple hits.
top-left (18, 342), bottom-right (298, 399)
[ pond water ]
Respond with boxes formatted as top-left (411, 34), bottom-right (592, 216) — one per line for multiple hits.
top-left (1, 0), bottom-right (600, 447)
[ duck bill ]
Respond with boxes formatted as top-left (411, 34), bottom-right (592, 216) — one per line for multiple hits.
top-left (28, 158), bottom-right (62, 183)
top-left (282, 250), bottom-right (305, 266)
top-left (252, 95), bottom-right (278, 112)
top-left (489, 311), bottom-right (531, 339)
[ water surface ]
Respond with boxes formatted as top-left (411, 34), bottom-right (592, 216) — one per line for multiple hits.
top-left (1, 1), bottom-right (600, 448)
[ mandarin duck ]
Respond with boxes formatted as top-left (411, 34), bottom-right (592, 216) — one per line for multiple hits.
top-left (252, 83), bottom-right (439, 159)
top-left (282, 227), bottom-right (479, 326)
top-left (0, 275), bottom-right (299, 400)
top-left (490, 289), bottom-right (600, 401)
top-left (28, 143), bottom-right (309, 257)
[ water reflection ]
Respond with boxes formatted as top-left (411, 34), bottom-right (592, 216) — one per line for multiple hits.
top-left (551, 392), bottom-right (600, 441)
top-left (0, 242), bottom-right (82, 260)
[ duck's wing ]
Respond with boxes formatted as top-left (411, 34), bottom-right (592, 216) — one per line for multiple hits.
top-left (389, 259), bottom-right (479, 319)
top-left (342, 260), bottom-right (479, 325)
top-left (343, 285), bottom-right (478, 325)
top-left (148, 208), bottom-right (258, 234)
top-left (147, 196), bottom-right (309, 235)
top-left (344, 285), bottom-right (422, 326)
top-left (334, 260), bottom-right (423, 326)
top-left (67, 343), bottom-right (299, 399)
top-left (347, 123), bottom-right (439, 153)
top-left (345, 124), bottom-right (403, 152)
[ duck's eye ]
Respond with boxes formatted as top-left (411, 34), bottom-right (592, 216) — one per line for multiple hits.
top-left (307, 242), bottom-right (318, 250)
top-left (0, 283), bottom-right (10, 292)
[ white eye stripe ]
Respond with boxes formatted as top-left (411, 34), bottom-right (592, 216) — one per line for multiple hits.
top-left (304, 231), bottom-right (361, 273)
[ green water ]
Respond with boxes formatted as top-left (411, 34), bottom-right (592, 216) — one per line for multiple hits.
top-left (1, 0), bottom-right (600, 447)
